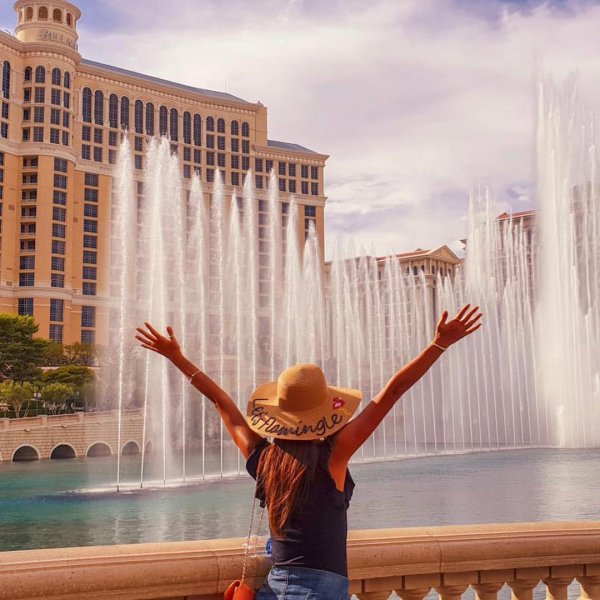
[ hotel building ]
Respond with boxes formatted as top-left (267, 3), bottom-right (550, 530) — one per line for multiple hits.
top-left (0, 0), bottom-right (328, 347)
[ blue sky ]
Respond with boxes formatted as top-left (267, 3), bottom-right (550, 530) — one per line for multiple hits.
top-left (3, 0), bottom-right (600, 257)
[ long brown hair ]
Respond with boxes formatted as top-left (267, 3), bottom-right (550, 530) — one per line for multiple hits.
top-left (256, 439), bottom-right (320, 538)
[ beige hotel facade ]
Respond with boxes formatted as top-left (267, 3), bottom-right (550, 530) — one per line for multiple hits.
top-left (0, 0), bottom-right (328, 347)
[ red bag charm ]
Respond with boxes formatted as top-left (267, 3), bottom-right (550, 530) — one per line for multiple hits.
top-left (224, 579), bottom-right (256, 600)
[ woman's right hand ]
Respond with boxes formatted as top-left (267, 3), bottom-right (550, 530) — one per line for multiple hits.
top-left (135, 323), bottom-right (183, 363)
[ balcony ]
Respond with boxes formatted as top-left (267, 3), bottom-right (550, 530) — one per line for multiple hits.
top-left (0, 522), bottom-right (598, 599)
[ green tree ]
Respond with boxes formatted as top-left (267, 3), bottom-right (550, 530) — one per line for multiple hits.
top-left (64, 342), bottom-right (95, 366)
top-left (42, 341), bottom-right (67, 366)
top-left (0, 381), bottom-right (35, 417)
top-left (40, 382), bottom-right (76, 413)
top-left (42, 365), bottom-right (95, 388)
top-left (0, 314), bottom-right (48, 383)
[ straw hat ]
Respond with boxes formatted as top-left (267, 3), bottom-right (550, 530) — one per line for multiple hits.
top-left (246, 364), bottom-right (362, 440)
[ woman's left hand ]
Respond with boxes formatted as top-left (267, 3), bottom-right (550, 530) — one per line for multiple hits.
top-left (434, 304), bottom-right (482, 349)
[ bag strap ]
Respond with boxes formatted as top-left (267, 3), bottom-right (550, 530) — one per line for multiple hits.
top-left (240, 489), bottom-right (266, 585)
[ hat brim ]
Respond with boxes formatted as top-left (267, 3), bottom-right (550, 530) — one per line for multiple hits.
top-left (246, 381), bottom-right (362, 440)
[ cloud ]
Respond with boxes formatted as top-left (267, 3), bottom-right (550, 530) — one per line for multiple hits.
top-left (6, 0), bottom-right (600, 259)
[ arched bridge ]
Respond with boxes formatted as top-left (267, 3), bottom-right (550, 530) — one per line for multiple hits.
top-left (0, 410), bottom-right (147, 462)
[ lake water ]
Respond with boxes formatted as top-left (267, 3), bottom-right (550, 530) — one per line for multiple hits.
top-left (1, 448), bottom-right (598, 599)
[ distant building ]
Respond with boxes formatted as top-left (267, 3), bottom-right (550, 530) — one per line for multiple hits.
top-left (0, 0), bottom-right (328, 346)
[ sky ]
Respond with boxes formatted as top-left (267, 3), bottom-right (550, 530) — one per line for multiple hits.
top-left (3, 0), bottom-right (600, 258)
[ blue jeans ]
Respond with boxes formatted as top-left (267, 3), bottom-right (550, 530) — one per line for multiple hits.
top-left (256, 566), bottom-right (350, 599)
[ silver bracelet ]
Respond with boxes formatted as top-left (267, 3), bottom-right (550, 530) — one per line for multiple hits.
top-left (189, 370), bottom-right (202, 384)
top-left (431, 342), bottom-right (447, 352)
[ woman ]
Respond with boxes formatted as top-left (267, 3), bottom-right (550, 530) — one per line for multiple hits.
top-left (136, 303), bottom-right (482, 599)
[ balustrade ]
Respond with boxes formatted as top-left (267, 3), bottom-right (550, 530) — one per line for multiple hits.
top-left (0, 522), bottom-right (599, 600)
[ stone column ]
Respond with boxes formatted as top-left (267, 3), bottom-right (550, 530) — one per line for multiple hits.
top-left (473, 582), bottom-right (503, 599)
top-left (398, 588), bottom-right (431, 600)
top-left (578, 576), bottom-right (600, 599)
top-left (510, 580), bottom-right (539, 600)
top-left (543, 577), bottom-right (572, 600)
top-left (355, 592), bottom-right (392, 600)
top-left (437, 586), bottom-right (468, 600)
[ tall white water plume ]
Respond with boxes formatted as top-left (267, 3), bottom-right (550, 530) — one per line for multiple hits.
top-left (106, 81), bottom-right (600, 487)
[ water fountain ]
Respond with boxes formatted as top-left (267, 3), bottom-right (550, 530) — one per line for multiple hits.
top-left (105, 75), bottom-right (600, 490)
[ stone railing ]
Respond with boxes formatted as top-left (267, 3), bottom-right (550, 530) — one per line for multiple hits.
top-left (0, 522), bottom-right (599, 599)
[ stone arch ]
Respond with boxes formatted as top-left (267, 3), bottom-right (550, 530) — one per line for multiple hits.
top-left (18, 9), bottom-right (23, 23)
top-left (86, 442), bottom-right (112, 457)
top-left (12, 445), bottom-right (40, 462)
top-left (66, 13), bottom-right (73, 27)
top-left (50, 443), bottom-right (77, 460)
top-left (122, 440), bottom-right (140, 455)
top-left (145, 440), bottom-right (153, 453)
top-left (25, 6), bottom-right (33, 21)
top-left (38, 6), bottom-right (48, 20)
top-left (52, 8), bottom-right (62, 22)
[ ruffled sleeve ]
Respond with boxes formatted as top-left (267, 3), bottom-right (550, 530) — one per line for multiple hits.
top-left (246, 439), bottom-right (270, 480)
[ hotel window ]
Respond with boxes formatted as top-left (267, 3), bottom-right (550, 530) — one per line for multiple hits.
top-left (20, 240), bottom-right (35, 251)
top-left (1, 61), bottom-right (9, 100)
top-left (206, 169), bottom-right (214, 183)
top-left (242, 140), bottom-right (250, 154)
top-left (24, 67), bottom-right (32, 82)
top-left (82, 145), bottom-right (91, 160)
top-left (49, 325), bottom-right (63, 343)
top-left (34, 106), bottom-right (44, 123)
top-left (109, 94), bottom-right (118, 128)
top-left (183, 164), bottom-right (191, 179)
top-left (93, 147), bottom-right (103, 162)
top-left (50, 108), bottom-right (60, 124)
top-left (231, 155), bottom-right (239, 169)
top-left (82, 126), bottom-right (91, 142)
top-left (51, 274), bottom-right (64, 288)
top-left (52, 240), bottom-right (65, 254)
top-left (84, 188), bottom-right (98, 202)
top-left (301, 165), bottom-right (309, 178)
top-left (35, 66), bottom-right (45, 84)
top-left (52, 207), bottom-right (66, 222)
top-left (82, 88), bottom-right (92, 122)
top-left (23, 156), bottom-right (37, 168)
top-left (1, 122), bottom-right (8, 139)
top-left (83, 266), bottom-right (97, 280)
top-left (206, 116), bottom-right (214, 132)
top-left (54, 158), bottom-right (67, 173)
top-left (311, 182), bottom-right (319, 195)
top-left (51, 88), bottom-right (61, 105)
top-left (170, 108), bottom-right (179, 141)
top-left (255, 158), bottom-right (263, 172)
top-left (311, 166), bottom-right (318, 179)
top-left (146, 102), bottom-right (155, 135)
top-left (64, 72), bottom-right (70, 89)
top-left (301, 181), bottom-right (309, 195)
top-left (134, 155), bottom-right (142, 170)
top-left (159, 106), bottom-right (168, 136)
top-left (231, 172), bottom-right (239, 186)
top-left (83, 235), bottom-right (97, 249)
top-left (241, 122), bottom-right (250, 137)
top-left (217, 136), bottom-right (225, 150)
top-left (231, 138), bottom-right (239, 152)
top-left (19, 256), bottom-right (35, 270)
top-left (63, 112), bottom-right (70, 128)
top-left (305, 205), bottom-right (316, 218)
top-left (23, 190), bottom-right (37, 201)
top-left (120, 96), bottom-right (130, 130)
top-left (19, 273), bottom-right (34, 287)
top-left (63, 91), bottom-right (70, 109)
top-left (206, 134), bottom-right (214, 149)
top-left (85, 173), bottom-right (99, 187)
top-left (51, 68), bottom-right (61, 86)
top-left (22, 173), bottom-right (38, 185)
top-left (109, 150), bottom-right (116, 164)
top-left (217, 153), bottom-right (225, 168)
top-left (84, 219), bottom-right (98, 233)
top-left (135, 100), bottom-right (143, 134)
top-left (242, 157), bottom-right (250, 171)
top-left (109, 131), bottom-right (117, 146)
top-left (82, 282), bottom-right (96, 296)
top-left (193, 114), bottom-right (201, 146)
top-left (216, 118), bottom-right (225, 134)
top-left (206, 152), bottom-right (214, 166)
top-left (20, 223), bottom-right (36, 234)
top-left (279, 179), bottom-right (286, 192)
top-left (24, 88), bottom-right (31, 103)
top-left (23, 107), bottom-right (30, 121)
top-left (50, 128), bottom-right (59, 144)
top-left (2, 102), bottom-right (8, 119)
top-left (54, 174), bottom-right (67, 189)
top-left (266, 160), bottom-right (273, 173)
top-left (183, 147), bottom-right (191, 161)
top-left (255, 175), bottom-right (263, 189)
top-left (194, 149), bottom-right (201, 164)
top-left (52, 223), bottom-right (66, 238)
top-left (289, 163), bottom-right (296, 177)
top-left (83, 250), bottom-right (96, 264)
top-left (50, 299), bottom-right (63, 322)
top-left (94, 91), bottom-right (104, 125)
top-left (289, 180), bottom-right (296, 193)
top-left (82, 197), bottom-right (97, 217)
top-left (81, 330), bottom-right (95, 345)
top-left (279, 162), bottom-right (286, 176)
top-left (53, 191), bottom-right (66, 205)
top-left (134, 136), bottom-right (142, 152)
top-left (18, 298), bottom-right (33, 317)
top-left (94, 128), bottom-right (103, 144)
top-left (81, 306), bottom-right (96, 328)
top-left (231, 120), bottom-right (239, 136)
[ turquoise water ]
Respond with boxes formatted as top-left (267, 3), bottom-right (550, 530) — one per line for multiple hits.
top-left (1, 448), bottom-right (599, 552)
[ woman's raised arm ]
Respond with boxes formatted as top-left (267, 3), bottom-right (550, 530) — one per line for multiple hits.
top-left (331, 304), bottom-right (482, 464)
top-left (136, 323), bottom-right (264, 458)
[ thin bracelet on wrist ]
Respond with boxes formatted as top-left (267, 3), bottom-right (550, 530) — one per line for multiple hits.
top-left (431, 341), bottom-right (447, 352)
top-left (189, 369), bottom-right (202, 383)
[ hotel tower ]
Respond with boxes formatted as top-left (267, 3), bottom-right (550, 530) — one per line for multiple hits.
top-left (0, 0), bottom-right (328, 347)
